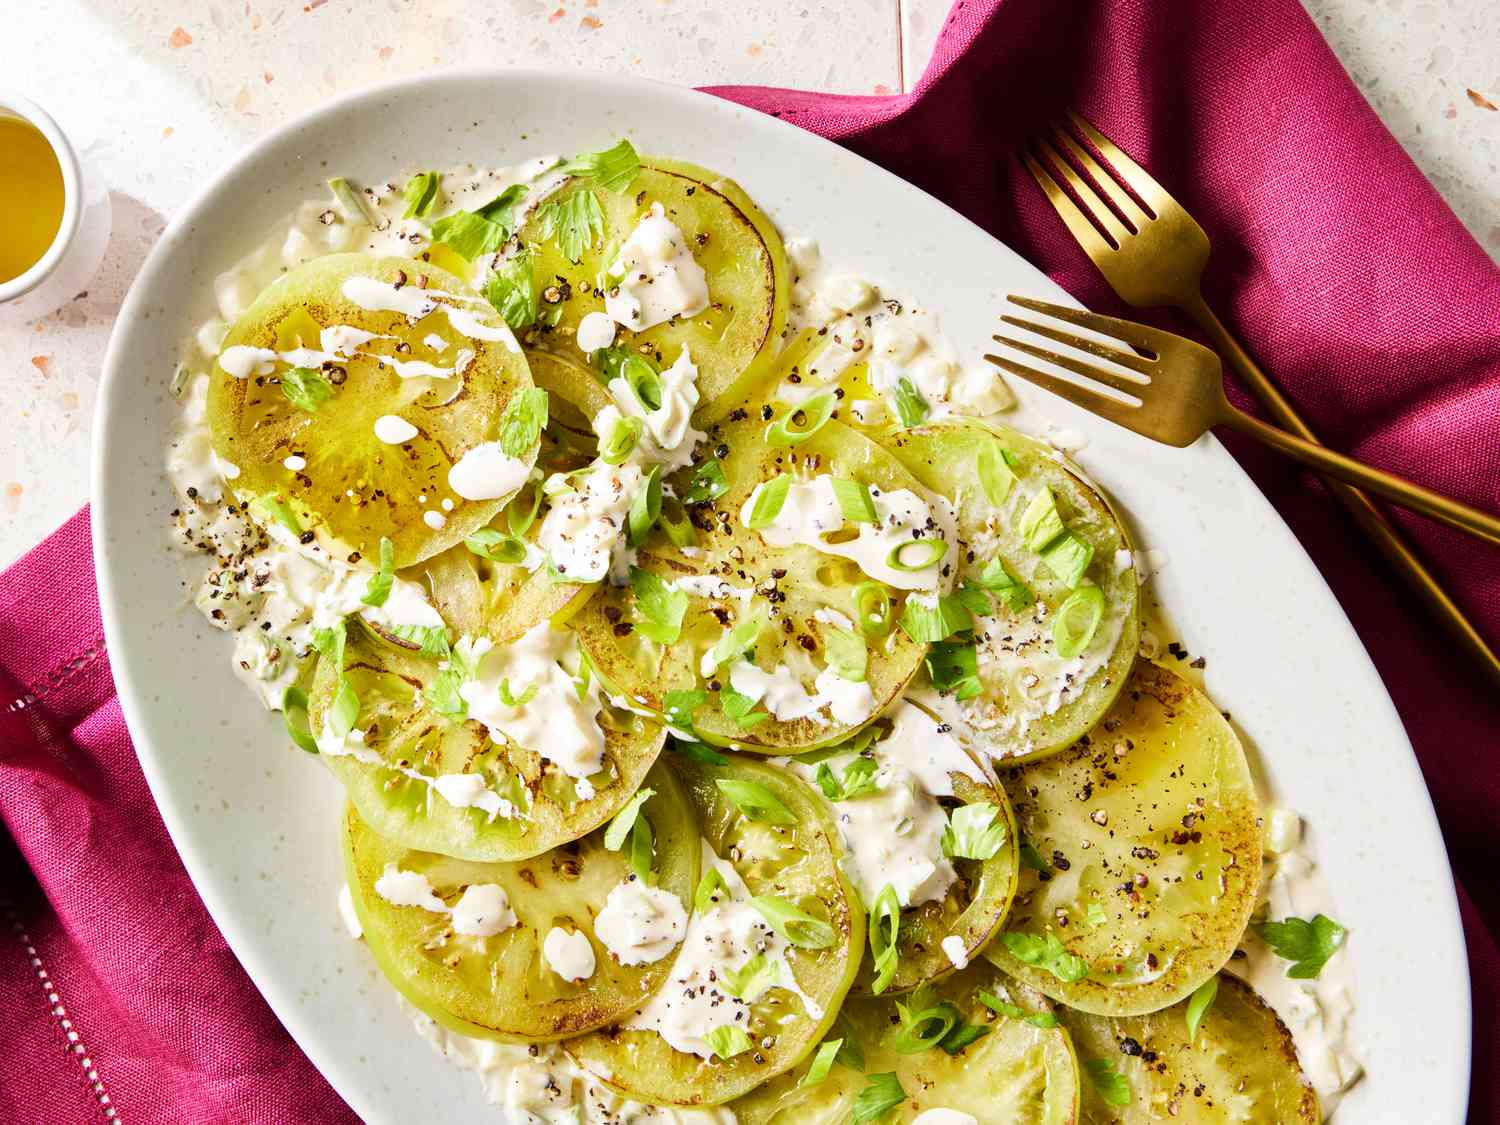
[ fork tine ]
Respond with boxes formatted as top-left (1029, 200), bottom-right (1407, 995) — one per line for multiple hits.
top-left (983, 353), bottom-right (1148, 433)
top-left (1049, 125), bottom-right (1151, 227)
top-left (1020, 150), bottom-right (1116, 260)
top-left (992, 333), bottom-right (1149, 398)
top-left (1035, 139), bottom-right (1132, 246)
top-left (1066, 111), bottom-right (1175, 215)
top-left (1005, 294), bottom-right (1185, 357)
top-left (997, 313), bottom-right (1155, 377)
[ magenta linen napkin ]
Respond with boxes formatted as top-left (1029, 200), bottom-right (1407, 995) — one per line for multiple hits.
top-left (2, 0), bottom-right (1496, 1120)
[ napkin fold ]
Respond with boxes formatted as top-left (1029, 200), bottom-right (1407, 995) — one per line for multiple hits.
top-left (3, 0), bottom-right (1496, 1119)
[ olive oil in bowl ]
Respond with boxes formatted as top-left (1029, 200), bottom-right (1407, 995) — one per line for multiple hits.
top-left (0, 115), bottom-right (67, 283)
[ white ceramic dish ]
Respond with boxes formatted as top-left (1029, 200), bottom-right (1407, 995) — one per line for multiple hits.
top-left (93, 70), bottom-right (1469, 1122)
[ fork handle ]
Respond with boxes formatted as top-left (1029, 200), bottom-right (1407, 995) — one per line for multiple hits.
top-left (1219, 406), bottom-right (1500, 548)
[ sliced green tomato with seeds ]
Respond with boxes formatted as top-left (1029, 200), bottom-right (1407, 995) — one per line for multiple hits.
top-left (987, 663), bottom-right (1260, 1016)
top-left (309, 625), bottom-right (666, 861)
top-left (567, 754), bottom-right (864, 1107)
top-left (885, 420), bottom-right (1138, 765)
top-left (208, 252), bottom-right (534, 566)
top-left (515, 160), bottom-right (785, 422)
top-left (735, 961), bottom-right (1080, 1124)
top-left (343, 759), bottom-right (698, 1042)
top-left (573, 415), bottom-right (932, 752)
top-left (1057, 973), bottom-right (1319, 1123)
top-left (847, 729), bottom-right (1021, 996)
top-left (403, 351), bottom-right (609, 641)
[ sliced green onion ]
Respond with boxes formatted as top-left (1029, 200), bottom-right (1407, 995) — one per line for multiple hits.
top-left (658, 498), bottom-right (697, 548)
top-left (498, 387), bottom-right (549, 458)
top-left (892, 999), bottom-right (961, 1054)
top-left (703, 1024), bottom-right (754, 1060)
top-left (823, 627), bottom-right (868, 682)
top-left (628, 564), bottom-right (687, 645)
top-left (663, 689), bottom-right (709, 732)
top-left (765, 393), bottom-right (836, 446)
top-left (599, 416), bottom-right (643, 465)
top-left (886, 537), bottom-right (946, 572)
top-left (326, 176), bottom-right (385, 229)
top-left (281, 686), bottom-right (319, 754)
top-left (694, 867), bottom-right (727, 913)
top-left (892, 377), bottom-right (929, 429)
top-left (1083, 1058), bottom-right (1132, 1108)
top-left (617, 354), bottom-right (663, 411)
top-left (627, 814), bottom-right (654, 883)
top-left (977, 439), bottom-right (1015, 506)
top-left (722, 952), bottom-right (787, 1002)
top-left (716, 779), bottom-right (795, 825)
top-left (745, 475), bottom-right (793, 529)
top-left (1000, 930), bottom-right (1089, 983)
top-left (498, 677), bottom-right (538, 708)
top-left (972, 556), bottom-right (1034, 611)
top-left (938, 1020), bottom-right (991, 1055)
top-left (603, 786), bottom-right (656, 851)
top-left (627, 464), bottom-right (663, 547)
top-left (749, 895), bottom-right (836, 949)
top-left (1052, 585), bottom-right (1105, 657)
top-left (464, 528), bottom-right (528, 565)
top-left (869, 883), bottom-right (901, 994)
top-left (815, 756), bottom-right (879, 801)
top-left (1040, 530), bottom-right (1094, 589)
top-left (719, 688), bottom-right (770, 729)
top-left (705, 610), bottom-right (766, 674)
top-left (852, 582), bottom-right (892, 637)
top-left (978, 990), bottom-right (1060, 1029)
top-left (1019, 487), bottom-right (1066, 552)
top-left (506, 480), bottom-right (544, 539)
top-left (360, 536), bottom-right (395, 608)
top-left (401, 171), bottom-right (441, 218)
top-left (1185, 974), bottom-right (1219, 1044)
top-left (330, 678), bottom-right (360, 739)
top-left (251, 493), bottom-right (302, 536)
top-left (831, 477), bottom-right (877, 524)
top-left (684, 459), bottom-right (729, 505)
top-left (799, 1040), bottom-right (842, 1088)
top-left (281, 366), bottom-right (336, 413)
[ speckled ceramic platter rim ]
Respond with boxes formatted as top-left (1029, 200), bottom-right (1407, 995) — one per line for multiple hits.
top-left (93, 69), bottom-right (1468, 1123)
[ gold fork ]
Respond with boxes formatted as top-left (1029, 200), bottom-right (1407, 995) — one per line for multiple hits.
top-left (1022, 111), bottom-right (1500, 687)
top-left (989, 296), bottom-right (1500, 547)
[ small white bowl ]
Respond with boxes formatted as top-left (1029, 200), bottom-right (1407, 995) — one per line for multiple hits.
top-left (0, 91), bottom-right (111, 327)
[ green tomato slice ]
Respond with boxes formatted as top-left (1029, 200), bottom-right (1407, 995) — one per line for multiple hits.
top-left (735, 961), bottom-right (1080, 1124)
top-left (572, 415), bottom-right (933, 752)
top-left (825, 705), bottom-right (1021, 997)
top-left (885, 420), bottom-right (1139, 765)
top-left (986, 662), bottom-right (1261, 1016)
top-left (208, 252), bottom-right (534, 567)
top-left (1057, 974), bottom-right (1319, 1123)
top-left (400, 351), bottom-right (608, 642)
top-left (515, 160), bottom-right (786, 422)
top-left (342, 758), bottom-right (698, 1042)
top-left (566, 754), bottom-right (865, 1107)
top-left (309, 624), bottom-right (666, 861)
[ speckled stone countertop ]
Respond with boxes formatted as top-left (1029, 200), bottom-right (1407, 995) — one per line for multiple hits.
top-left (2, 0), bottom-right (1495, 568)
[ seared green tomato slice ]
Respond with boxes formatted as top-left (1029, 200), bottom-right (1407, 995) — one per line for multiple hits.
top-left (885, 420), bottom-right (1139, 765)
top-left (736, 961), bottom-right (1080, 1124)
top-left (342, 760), bottom-right (698, 1041)
top-left (987, 663), bottom-right (1260, 1016)
top-left (400, 352), bottom-right (609, 642)
top-left (567, 755), bottom-right (864, 1107)
top-left (208, 252), bottom-right (534, 566)
top-left (515, 160), bottom-right (785, 421)
top-left (309, 626), bottom-right (666, 861)
top-left (842, 714), bottom-right (1020, 996)
top-left (573, 415), bottom-right (935, 752)
top-left (1058, 974), bottom-right (1319, 1123)
top-left (782, 701), bottom-right (1019, 997)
